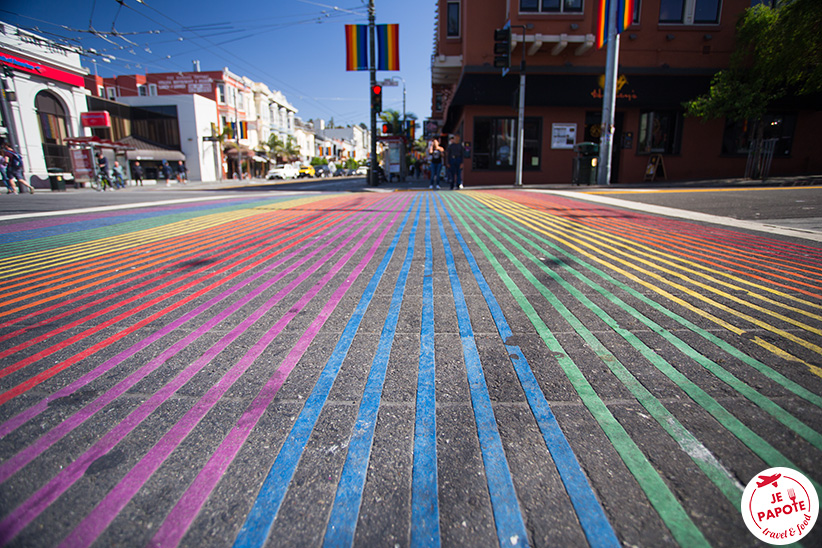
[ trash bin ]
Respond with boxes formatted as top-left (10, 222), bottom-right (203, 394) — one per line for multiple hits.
top-left (48, 173), bottom-right (66, 191)
top-left (572, 142), bottom-right (599, 185)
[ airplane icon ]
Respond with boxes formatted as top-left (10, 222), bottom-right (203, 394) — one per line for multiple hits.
top-left (757, 474), bottom-right (781, 488)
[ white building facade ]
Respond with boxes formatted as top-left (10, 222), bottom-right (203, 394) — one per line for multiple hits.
top-left (0, 22), bottom-right (90, 187)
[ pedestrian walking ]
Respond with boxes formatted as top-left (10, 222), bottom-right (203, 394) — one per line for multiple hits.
top-left (428, 138), bottom-right (443, 190)
top-left (175, 160), bottom-right (188, 184)
top-left (112, 161), bottom-right (126, 189)
top-left (0, 156), bottom-right (16, 194)
top-left (161, 160), bottom-right (173, 186)
top-left (5, 143), bottom-right (33, 194)
top-left (446, 134), bottom-right (464, 190)
top-left (132, 161), bottom-right (144, 186)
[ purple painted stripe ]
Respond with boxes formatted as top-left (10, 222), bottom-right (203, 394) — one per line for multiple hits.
top-left (149, 194), bottom-right (411, 547)
top-left (59, 197), bottom-right (405, 547)
top-left (0, 198), bottom-right (271, 234)
top-left (0, 203), bottom-right (361, 440)
top-left (0, 201), bottom-right (394, 545)
top-left (0, 209), bottom-right (369, 484)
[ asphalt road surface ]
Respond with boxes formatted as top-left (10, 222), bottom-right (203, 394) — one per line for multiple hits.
top-left (0, 185), bottom-right (820, 547)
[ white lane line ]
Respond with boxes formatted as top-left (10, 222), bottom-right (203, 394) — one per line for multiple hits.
top-left (527, 189), bottom-right (822, 243)
top-left (0, 193), bottom-right (298, 222)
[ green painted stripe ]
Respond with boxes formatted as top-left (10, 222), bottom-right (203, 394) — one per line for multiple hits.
top-left (442, 194), bottom-right (710, 548)
top-left (459, 193), bottom-right (821, 493)
top-left (477, 195), bottom-right (822, 410)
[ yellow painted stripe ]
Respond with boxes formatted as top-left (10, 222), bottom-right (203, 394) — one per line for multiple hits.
top-left (470, 192), bottom-right (822, 375)
top-left (0, 195), bottom-right (331, 280)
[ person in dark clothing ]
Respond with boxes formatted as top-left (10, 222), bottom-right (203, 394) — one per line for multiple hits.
top-left (6, 144), bottom-right (33, 193)
top-left (161, 160), bottom-right (173, 186)
top-left (446, 134), bottom-right (464, 190)
top-left (175, 160), bottom-right (188, 184)
top-left (132, 161), bottom-right (144, 186)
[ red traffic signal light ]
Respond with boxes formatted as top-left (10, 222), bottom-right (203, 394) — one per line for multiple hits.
top-left (381, 122), bottom-right (392, 134)
top-left (371, 85), bottom-right (383, 112)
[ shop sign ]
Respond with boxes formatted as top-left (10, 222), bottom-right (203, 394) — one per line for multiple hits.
top-left (81, 111), bottom-right (111, 128)
top-left (0, 52), bottom-right (84, 87)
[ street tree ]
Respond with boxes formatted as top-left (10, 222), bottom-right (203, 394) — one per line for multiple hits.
top-left (685, 0), bottom-right (822, 175)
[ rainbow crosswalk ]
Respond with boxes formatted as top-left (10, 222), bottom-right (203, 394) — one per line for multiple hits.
top-left (0, 190), bottom-right (820, 547)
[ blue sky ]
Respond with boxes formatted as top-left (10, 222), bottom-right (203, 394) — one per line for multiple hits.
top-left (1, 0), bottom-right (435, 128)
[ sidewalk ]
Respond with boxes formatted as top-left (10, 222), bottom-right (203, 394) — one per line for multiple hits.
top-left (29, 173), bottom-right (822, 194)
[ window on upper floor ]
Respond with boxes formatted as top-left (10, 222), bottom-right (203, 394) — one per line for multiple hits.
top-left (446, 1), bottom-right (460, 37)
top-left (106, 86), bottom-right (117, 101)
top-left (216, 83), bottom-right (225, 103)
top-left (659, 0), bottom-right (721, 24)
top-left (148, 83), bottom-right (158, 96)
top-left (520, 0), bottom-right (583, 14)
top-left (138, 84), bottom-right (147, 96)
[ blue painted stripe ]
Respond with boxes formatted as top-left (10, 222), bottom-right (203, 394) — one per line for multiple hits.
top-left (232, 195), bottom-right (417, 548)
top-left (410, 195), bottom-right (440, 547)
top-left (431, 197), bottom-right (530, 548)
top-left (437, 195), bottom-right (621, 548)
top-left (323, 200), bottom-right (422, 547)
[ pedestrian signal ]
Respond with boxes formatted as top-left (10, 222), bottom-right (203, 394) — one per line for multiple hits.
top-left (382, 122), bottom-right (392, 134)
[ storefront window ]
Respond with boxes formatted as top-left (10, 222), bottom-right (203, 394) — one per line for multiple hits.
top-left (473, 117), bottom-right (541, 170)
top-left (638, 111), bottom-right (682, 154)
top-left (721, 114), bottom-right (796, 156)
top-left (35, 91), bottom-right (71, 172)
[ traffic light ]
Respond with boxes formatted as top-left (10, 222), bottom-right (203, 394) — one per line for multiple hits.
top-left (371, 84), bottom-right (382, 113)
top-left (381, 122), bottom-right (392, 135)
top-left (494, 27), bottom-right (511, 70)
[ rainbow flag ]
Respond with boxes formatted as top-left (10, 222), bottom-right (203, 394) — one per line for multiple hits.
top-left (345, 24), bottom-right (368, 71)
top-left (376, 24), bottom-right (400, 71)
top-left (596, 0), bottom-right (635, 49)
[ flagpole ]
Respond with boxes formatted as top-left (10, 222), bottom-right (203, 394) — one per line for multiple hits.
top-left (597, 0), bottom-right (620, 186)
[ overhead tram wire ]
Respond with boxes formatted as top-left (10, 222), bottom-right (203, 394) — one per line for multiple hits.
top-left (117, 0), bottom-right (371, 125)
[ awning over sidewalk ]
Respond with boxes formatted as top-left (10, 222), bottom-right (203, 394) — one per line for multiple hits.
top-left (64, 136), bottom-right (134, 152)
top-left (119, 135), bottom-right (185, 162)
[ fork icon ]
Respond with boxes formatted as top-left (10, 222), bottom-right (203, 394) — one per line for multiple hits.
top-left (788, 488), bottom-right (796, 504)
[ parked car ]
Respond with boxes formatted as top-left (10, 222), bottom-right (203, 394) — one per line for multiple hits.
top-left (298, 164), bottom-right (315, 178)
top-left (266, 164), bottom-right (298, 180)
top-left (355, 165), bottom-right (368, 176)
top-left (313, 164), bottom-right (332, 178)
top-left (333, 168), bottom-right (351, 177)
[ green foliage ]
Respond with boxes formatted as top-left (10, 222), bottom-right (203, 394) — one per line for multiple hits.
top-left (685, 0), bottom-right (822, 123)
top-left (344, 158), bottom-right (359, 170)
top-left (310, 157), bottom-right (328, 166)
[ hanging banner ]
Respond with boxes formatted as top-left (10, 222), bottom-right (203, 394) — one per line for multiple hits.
top-left (376, 24), bottom-right (400, 71)
top-left (344, 24), bottom-right (368, 71)
top-left (595, 0), bottom-right (635, 49)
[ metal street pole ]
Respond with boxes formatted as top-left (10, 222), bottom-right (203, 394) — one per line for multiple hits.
top-left (368, 0), bottom-right (378, 187)
top-left (597, 0), bottom-right (620, 186)
top-left (515, 59), bottom-right (525, 187)
top-left (511, 26), bottom-right (531, 187)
